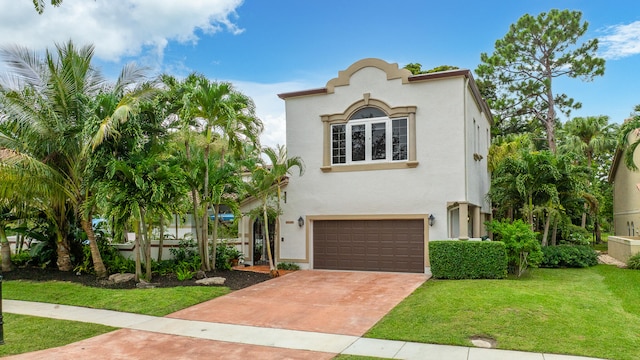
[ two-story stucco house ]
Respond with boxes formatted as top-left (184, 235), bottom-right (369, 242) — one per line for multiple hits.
top-left (608, 127), bottom-right (640, 262)
top-left (239, 58), bottom-right (492, 274)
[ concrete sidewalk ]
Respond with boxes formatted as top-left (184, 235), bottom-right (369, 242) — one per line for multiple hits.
top-left (4, 300), bottom-right (605, 360)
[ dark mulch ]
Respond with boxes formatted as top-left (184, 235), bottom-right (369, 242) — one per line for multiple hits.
top-left (1, 266), bottom-right (272, 290)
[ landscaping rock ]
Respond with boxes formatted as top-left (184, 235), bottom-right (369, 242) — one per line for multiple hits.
top-left (109, 273), bottom-right (135, 284)
top-left (195, 270), bottom-right (207, 279)
top-left (136, 280), bottom-right (159, 289)
top-left (195, 277), bottom-right (225, 285)
top-left (470, 336), bottom-right (496, 348)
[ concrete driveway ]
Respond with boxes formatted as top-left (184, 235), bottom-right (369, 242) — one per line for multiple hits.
top-left (5, 270), bottom-right (428, 359)
top-left (169, 270), bottom-right (427, 336)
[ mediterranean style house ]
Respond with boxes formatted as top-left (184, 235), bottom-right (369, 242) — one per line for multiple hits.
top-left (239, 58), bottom-right (492, 274)
top-left (608, 128), bottom-right (640, 262)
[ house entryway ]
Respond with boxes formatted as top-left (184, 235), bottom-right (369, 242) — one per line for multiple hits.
top-left (313, 219), bottom-right (425, 273)
top-left (252, 218), bottom-right (275, 265)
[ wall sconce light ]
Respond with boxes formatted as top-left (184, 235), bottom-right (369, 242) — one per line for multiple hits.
top-left (298, 216), bottom-right (305, 228)
top-left (428, 214), bottom-right (435, 227)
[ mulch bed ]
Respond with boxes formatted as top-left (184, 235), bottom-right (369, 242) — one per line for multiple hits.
top-left (1, 266), bottom-right (272, 290)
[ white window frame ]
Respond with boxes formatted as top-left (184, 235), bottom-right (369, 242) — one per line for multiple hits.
top-left (331, 116), bottom-right (408, 165)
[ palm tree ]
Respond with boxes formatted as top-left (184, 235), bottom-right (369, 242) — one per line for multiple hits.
top-left (186, 76), bottom-right (263, 270)
top-left (247, 145), bottom-right (304, 276)
top-left (560, 116), bottom-right (618, 229)
top-left (0, 41), bottom-right (149, 275)
top-left (263, 145), bottom-right (304, 258)
top-left (489, 150), bottom-right (561, 234)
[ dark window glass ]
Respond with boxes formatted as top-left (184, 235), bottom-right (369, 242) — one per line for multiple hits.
top-left (350, 107), bottom-right (386, 119)
top-left (371, 122), bottom-right (386, 160)
top-left (331, 125), bottom-right (346, 164)
top-left (351, 124), bottom-right (365, 161)
top-left (392, 118), bottom-right (408, 160)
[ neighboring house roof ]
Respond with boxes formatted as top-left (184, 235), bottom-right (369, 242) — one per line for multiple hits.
top-left (277, 58), bottom-right (493, 124)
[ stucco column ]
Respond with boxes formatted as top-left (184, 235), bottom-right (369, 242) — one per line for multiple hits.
top-left (459, 203), bottom-right (469, 240)
top-left (322, 119), bottom-right (330, 167)
top-left (409, 112), bottom-right (417, 162)
top-left (473, 206), bottom-right (481, 238)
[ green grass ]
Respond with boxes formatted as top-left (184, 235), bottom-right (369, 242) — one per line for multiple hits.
top-left (0, 313), bottom-right (115, 357)
top-left (366, 265), bottom-right (640, 360)
top-left (4, 280), bottom-right (230, 316)
top-left (1, 279), bottom-right (232, 357)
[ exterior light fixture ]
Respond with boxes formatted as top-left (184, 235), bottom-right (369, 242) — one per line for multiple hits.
top-left (428, 214), bottom-right (435, 227)
top-left (298, 216), bottom-right (305, 227)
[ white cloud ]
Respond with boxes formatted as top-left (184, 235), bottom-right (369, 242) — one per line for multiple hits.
top-left (599, 21), bottom-right (640, 60)
top-left (231, 80), bottom-right (313, 149)
top-left (0, 0), bottom-right (244, 63)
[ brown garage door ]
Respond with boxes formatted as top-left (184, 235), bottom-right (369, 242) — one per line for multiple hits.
top-left (313, 219), bottom-right (424, 273)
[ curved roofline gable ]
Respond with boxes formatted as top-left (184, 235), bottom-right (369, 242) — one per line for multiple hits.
top-left (326, 58), bottom-right (412, 93)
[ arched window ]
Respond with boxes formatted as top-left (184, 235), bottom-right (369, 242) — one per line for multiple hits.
top-left (330, 106), bottom-right (408, 165)
top-left (349, 106), bottom-right (386, 119)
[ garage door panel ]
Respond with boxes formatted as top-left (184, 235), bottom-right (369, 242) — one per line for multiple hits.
top-left (314, 219), bottom-right (424, 273)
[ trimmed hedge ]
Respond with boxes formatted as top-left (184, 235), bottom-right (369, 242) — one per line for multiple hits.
top-left (540, 245), bottom-right (598, 268)
top-left (429, 240), bottom-right (507, 279)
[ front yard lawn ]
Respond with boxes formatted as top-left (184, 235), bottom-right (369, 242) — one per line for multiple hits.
top-left (366, 265), bottom-right (640, 360)
top-left (4, 280), bottom-right (229, 316)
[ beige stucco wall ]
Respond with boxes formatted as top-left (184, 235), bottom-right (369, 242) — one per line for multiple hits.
top-left (612, 131), bottom-right (640, 236)
top-left (608, 236), bottom-right (640, 263)
top-left (277, 60), bottom-right (491, 267)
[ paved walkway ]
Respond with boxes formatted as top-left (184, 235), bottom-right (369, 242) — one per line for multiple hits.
top-left (3, 270), bottom-right (606, 360)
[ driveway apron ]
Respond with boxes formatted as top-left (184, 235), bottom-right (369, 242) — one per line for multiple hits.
top-left (168, 270), bottom-right (428, 336)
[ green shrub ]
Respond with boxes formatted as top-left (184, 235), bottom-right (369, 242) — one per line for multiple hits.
top-left (215, 241), bottom-right (243, 270)
top-left (429, 240), bottom-right (507, 279)
top-left (169, 239), bottom-right (198, 262)
top-left (559, 224), bottom-right (591, 245)
top-left (486, 219), bottom-right (543, 277)
top-left (541, 245), bottom-right (598, 268)
top-left (10, 250), bottom-right (31, 266)
top-left (627, 253), bottom-right (640, 270)
top-left (277, 262), bottom-right (300, 270)
top-left (175, 266), bottom-right (194, 281)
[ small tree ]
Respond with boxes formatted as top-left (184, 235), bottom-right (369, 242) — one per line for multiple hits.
top-left (487, 219), bottom-right (543, 277)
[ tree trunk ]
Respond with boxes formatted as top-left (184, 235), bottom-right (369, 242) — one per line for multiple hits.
top-left (211, 203), bottom-right (220, 269)
top-left (544, 72), bottom-right (557, 153)
top-left (16, 233), bottom-right (24, 254)
top-left (140, 210), bottom-right (152, 281)
top-left (185, 139), bottom-right (205, 270)
top-left (541, 211), bottom-right (551, 247)
top-left (581, 204), bottom-right (587, 228)
top-left (527, 195), bottom-right (534, 230)
top-left (190, 190), bottom-right (204, 270)
top-left (263, 203), bottom-right (279, 277)
top-left (80, 218), bottom-right (108, 279)
top-left (0, 225), bottom-right (12, 272)
top-left (134, 220), bottom-right (142, 282)
top-left (55, 230), bottom-right (73, 271)
top-left (551, 218), bottom-right (558, 246)
top-left (201, 143), bottom-right (211, 271)
top-left (158, 216), bottom-right (165, 262)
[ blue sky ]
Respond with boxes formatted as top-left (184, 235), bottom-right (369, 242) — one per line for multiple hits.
top-left (1, 0), bottom-right (639, 147)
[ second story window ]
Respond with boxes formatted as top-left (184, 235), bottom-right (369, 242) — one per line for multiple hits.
top-left (331, 116), bottom-right (408, 165)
